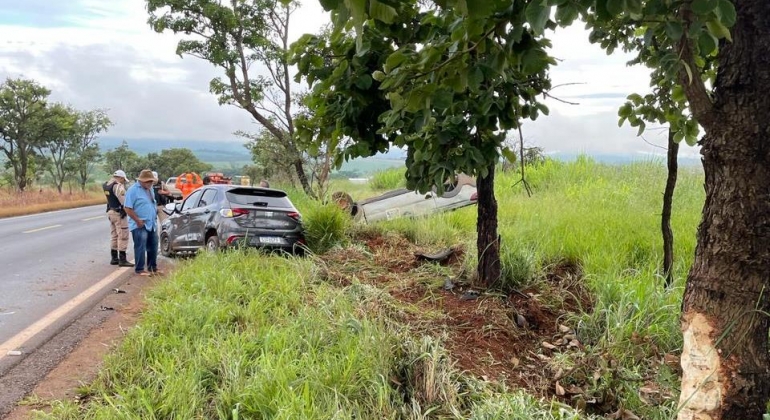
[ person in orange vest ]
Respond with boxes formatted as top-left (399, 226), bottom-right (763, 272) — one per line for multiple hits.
top-left (178, 172), bottom-right (203, 198)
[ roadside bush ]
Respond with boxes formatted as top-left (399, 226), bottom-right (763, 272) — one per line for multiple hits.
top-left (369, 168), bottom-right (406, 190)
top-left (302, 203), bottom-right (351, 254)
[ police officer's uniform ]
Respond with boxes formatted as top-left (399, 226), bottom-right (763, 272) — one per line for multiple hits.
top-left (104, 170), bottom-right (133, 267)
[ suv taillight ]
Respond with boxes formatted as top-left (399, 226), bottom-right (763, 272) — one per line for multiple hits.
top-left (287, 212), bottom-right (301, 221)
top-left (470, 192), bottom-right (478, 201)
top-left (220, 208), bottom-right (250, 218)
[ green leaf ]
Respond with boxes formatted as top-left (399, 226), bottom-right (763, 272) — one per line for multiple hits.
top-left (468, 66), bottom-right (484, 91)
top-left (682, 60), bottom-right (693, 85)
top-left (665, 22), bottom-right (684, 41)
top-left (525, 0), bottom-right (551, 35)
top-left (405, 91), bottom-right (424, 112)
top-left (384, 50), bottom-right (407, 72)
top-left (432, 89), bottom-right (453, 109)
top-left (342, 0), bottom-right (366, 50)
top-left (636, 120), bottom-right (646, 136)
top-left (716, 0), bottom-right (737, 27)
top-left (319, 0), bottom-right (342, 10)
top-left (369, 0), bottom-right (398, 24)
top-left (605, 0), bottom-right (624, 16)
top-left (672, 85), bottom-right (686, 103)
top-left (555, 4), bottom-right (579, 25)
top-left (465, 0), bottom-right (499, 18)
top-left (372, 70), bottom-right (386, 81)
top-left (625, 0), bottom-right (643, 15)
top-left (698, 31), bottom-right (717, 55)
top-left (501, 147), bottom-right (517, 163)
top-left (706, 19), bottom-right (732, 42)
top-left (626, 93), bottom-right (643, 104)
top-left (618, 103), bottom-right (633, 118)
top-left (691, 0), bottom-right (718, 14)
top-left (354, 74), bottom-right (373, 89)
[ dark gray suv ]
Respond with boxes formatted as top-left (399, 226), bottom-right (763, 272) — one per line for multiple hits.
top-left (160, 185), bottom-right (305, 256)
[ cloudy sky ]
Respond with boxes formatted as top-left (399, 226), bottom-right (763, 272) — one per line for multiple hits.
top-left (0, 0), bottom-right (699, 158)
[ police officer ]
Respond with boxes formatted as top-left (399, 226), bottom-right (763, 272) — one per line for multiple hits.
top-left (104, 170), bottom-right (134, 267)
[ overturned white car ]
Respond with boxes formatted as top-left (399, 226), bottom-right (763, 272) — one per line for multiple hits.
top-left (335, 174), bottom-right (478, 223)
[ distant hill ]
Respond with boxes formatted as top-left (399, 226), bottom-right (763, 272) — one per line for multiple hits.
top-left (99, 137), bottom-right (249, 154)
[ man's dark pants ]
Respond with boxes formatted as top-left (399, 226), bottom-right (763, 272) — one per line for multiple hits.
top-left (131, 227), bottom-right (158, 273)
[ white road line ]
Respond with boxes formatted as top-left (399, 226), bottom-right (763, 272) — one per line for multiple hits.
top-left (22, 224), bottom-right (62, 234)
top-left (82, 216), bottom-right (103, 221)
top-left (0, 267), bottom-right (131, 360)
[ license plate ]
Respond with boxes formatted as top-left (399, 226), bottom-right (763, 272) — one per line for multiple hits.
top-left (258, 236), bottom-right (283, 244)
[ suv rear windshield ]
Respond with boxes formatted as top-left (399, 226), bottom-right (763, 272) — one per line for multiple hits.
top-left (226, 188), bottom-right (293, 208)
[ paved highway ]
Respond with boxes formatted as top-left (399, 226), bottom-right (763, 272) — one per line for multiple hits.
top-left (0, 205), bottom-right (134, 347)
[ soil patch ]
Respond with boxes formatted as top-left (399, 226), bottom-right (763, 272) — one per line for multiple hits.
top-left (324, 232), bottom-right (595, 399)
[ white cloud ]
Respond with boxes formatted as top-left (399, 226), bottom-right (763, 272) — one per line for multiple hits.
top-left (0, 0), bottom-right (700, 158)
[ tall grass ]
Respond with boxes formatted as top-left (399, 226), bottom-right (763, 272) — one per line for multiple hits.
top-left (369, 168), bottom-right (406, 190)
top-left (302, 203), bottom-right (351, 254)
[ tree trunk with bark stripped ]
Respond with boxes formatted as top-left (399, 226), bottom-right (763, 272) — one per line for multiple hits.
top-left (677, 1), bottom-right (770, 418)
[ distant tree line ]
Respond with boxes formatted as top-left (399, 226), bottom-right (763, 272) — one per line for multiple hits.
top-left (101, 140), bottom-right (212, 183)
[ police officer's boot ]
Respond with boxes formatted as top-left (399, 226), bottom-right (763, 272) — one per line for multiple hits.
top-left (110, 249), bottom-right (119, 265)
top-left (118, 251), bottom-right (134, 267)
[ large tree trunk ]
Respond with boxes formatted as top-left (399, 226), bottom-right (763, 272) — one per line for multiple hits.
top-left (677, 1), bottom-right (770, 418)
top-left (662, 128), bottom-right (678, 288)
top-left (476, 162), bottom-right (501, 286)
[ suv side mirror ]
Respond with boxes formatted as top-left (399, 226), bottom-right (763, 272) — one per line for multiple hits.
top-left (163, 203), bottom-right (176, 215)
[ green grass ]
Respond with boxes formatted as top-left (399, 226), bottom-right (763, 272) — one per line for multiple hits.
top-left (368, 168), bottom-right (407, 190)
top-left (39, 156), bottom-right (704, 419)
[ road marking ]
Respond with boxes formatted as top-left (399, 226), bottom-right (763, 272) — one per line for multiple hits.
top-left (0, 267), bottom-right (131, 361)
top-left (22, 224), bottom-right (62, 234)
top-left (82, 216), bottom-right (103, 221)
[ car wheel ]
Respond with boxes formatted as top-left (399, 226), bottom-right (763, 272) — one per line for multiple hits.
top-left (160, 232), bottom-right (174, 257)
top-left (205, 235), bottom-right (220, 253)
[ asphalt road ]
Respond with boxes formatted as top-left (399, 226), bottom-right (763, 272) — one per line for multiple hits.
top-left (0, 205), bottom-right (133, 347)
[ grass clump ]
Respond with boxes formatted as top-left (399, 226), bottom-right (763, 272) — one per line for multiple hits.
top-left (302, 202), bottom-right (351, 254)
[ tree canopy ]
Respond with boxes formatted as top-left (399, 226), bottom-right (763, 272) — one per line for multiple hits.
top-left (146, 0), bottom-right (316, 196)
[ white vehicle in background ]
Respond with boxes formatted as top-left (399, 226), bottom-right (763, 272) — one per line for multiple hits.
top-left (335, 174), bottom-right (478, 223)
top-left (165, 177), bottom-right (183, 201)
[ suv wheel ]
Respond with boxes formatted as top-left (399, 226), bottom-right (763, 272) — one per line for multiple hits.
top-left (206, 235), bottom-right (220, 252)
top-left (160, 232), bottom-right (174, 257)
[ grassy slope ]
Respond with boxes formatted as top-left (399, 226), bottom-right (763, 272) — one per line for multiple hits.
top-left (39, 157), bottom-right (703, 419)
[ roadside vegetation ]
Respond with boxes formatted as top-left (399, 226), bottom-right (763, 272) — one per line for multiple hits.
top-left (0, 186), bottom-right (104, 219)
top-left (33, 158), bottom-right (703, 419)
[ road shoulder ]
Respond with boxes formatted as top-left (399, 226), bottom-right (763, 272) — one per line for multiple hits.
top-left (1, 273), bottom-right (157, 419)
